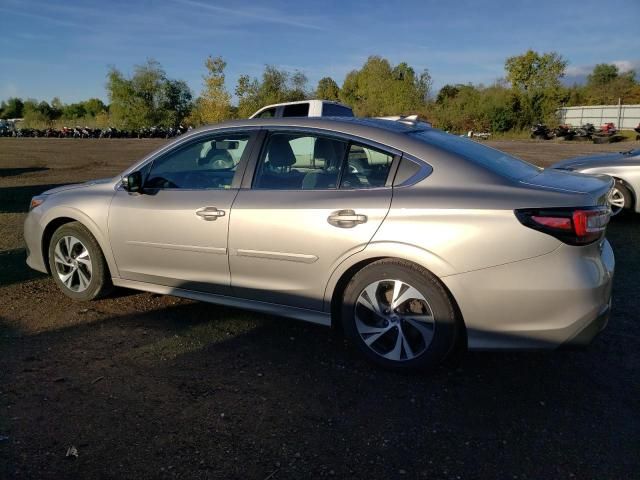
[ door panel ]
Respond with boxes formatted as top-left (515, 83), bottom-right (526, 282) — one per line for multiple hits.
top-left (108, 131), bottom-right (255, 294)
top-left (229, 188), bottom-right (392, 310)
top-left (109, 189), bottom-right (237, 293)
top-left (229, 132), bottom-right (396, 310)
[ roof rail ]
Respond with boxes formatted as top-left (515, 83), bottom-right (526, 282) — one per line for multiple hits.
top-left (375, 114), bottom-right (431, 128)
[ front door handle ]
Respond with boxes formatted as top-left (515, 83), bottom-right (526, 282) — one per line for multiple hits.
top-left (327, 209), bottom-right (368, 228)
top-left (196, 207), bottom-right (226, 221)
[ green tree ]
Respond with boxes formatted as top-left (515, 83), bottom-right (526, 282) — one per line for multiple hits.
top-left (587, 64), bottom-right (620, 87)
top-left (338, 56), bottom-right (430, 116)
top-left (51, 97), bottom-right (63, 111)
top-left (289, 71), bottom-right (309, 100)
top-left (189, 56), bottom-right (232, 125)
top-left (505, 50), bottom-right (567, 125)
top-left (2, 97), bottom-right (24, 118)
top-left (106, 59), bottom-right (192, 129)
top-left (315, 77), bottom-right (340, 100)
top-left (436, 84), bottom-right (460, 103)
top-left (505, 50), bottom-right (567, 92)
top-left (21, 99), bottom-right (52, 127)
top-left (82, 98), bottom-right (107, 117)
top-left (584, 64), bottom-right (637, 104)
top-left (235, 65), bottom-right (309, 118)
top-left (160, 79), bottom-right (193, 126)
top-left (61, 102), bottom-right (87, 120)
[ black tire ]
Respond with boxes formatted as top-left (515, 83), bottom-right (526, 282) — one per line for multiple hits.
top-left (610, 181), bottom-right (634, 217)
top-left (48, 222), bottom-right (113, 301)
top-left (341, 259), bottom-right (463, 370)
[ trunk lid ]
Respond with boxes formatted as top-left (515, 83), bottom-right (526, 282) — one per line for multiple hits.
top-left (523, 168), bottom-right (614, 207)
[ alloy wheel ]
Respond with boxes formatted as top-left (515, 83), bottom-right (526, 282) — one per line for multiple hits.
top-left (53, 235), bottom-right (93, 292)
top-left (608, 187), bottom-right (626, 216)
top-left (354, 279), bottom-right (435, 362)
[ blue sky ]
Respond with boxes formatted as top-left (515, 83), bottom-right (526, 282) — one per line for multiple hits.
top-left (1, 0), bottom-right (639, 104)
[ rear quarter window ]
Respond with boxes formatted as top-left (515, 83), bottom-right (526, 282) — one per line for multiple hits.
top-left (410, 130), bottom-right (541, 180)
top-left (322, 103), bottom-right (354, 117)
top-left (282, 103), bottom-right (310, 117)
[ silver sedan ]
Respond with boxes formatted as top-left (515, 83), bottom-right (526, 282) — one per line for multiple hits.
top-left (552, 149), bottom-right (640, 216)
top-left (24, 118), bottom-right (615, 369)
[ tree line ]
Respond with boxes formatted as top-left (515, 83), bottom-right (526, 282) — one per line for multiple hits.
top-left (2, 50), bottom-right (639, 133)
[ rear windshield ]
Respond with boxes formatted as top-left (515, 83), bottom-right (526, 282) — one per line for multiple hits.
top-left (322, 103), bottom-right (354, 117)
top-left (409, 130), bottom-right (541, 180)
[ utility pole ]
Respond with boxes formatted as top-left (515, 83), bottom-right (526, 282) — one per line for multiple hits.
top-left (617, 97), bottom-right (622, 129)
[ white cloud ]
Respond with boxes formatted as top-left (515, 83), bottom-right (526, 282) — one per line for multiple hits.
top-left (176, 0), bottom-right (324, 30)
top-left (565, 65), bottom-right (593, 76)
top-left (612, 60), bottom-right (640, 73)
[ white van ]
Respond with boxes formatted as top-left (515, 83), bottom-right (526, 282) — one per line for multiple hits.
top-left (250, 100), bottom-right (354, 119)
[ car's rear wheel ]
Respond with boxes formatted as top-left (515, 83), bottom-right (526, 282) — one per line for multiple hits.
top-left (341, 259), bottom-right (462, 370)
top-left (48, 222), bottom-right (113, 301)
top-left (608, 181), bottom-right (633, 216)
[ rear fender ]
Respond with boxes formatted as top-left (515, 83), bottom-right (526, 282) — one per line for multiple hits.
top-left (322, 241), bottom-right (455, 313)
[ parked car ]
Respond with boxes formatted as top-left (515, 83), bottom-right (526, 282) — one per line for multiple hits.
top-left (551, 149), bottom-right (640, 216)
top-left (250, 100), bottom-right (354, 119)
top-left (24, 117), bottom-right (614, 370)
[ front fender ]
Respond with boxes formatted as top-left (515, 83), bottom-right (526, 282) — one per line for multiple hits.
top-left (40, 205), bottom-right (119, 278)
top-left (580, 167), bottom-right (639, 213)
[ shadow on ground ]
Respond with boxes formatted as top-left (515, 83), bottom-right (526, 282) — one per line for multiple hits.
top-left (0, 167), bottom-right (49, 178)
top-left (0, 183), bottom-right (64, 213)
top-left (0, 249), bottom-right (45, 287)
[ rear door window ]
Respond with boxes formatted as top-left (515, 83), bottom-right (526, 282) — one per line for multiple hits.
top-left (340, 144), bottom-right (394, 189)
top-left (253, 133), bottom-right (348, 190)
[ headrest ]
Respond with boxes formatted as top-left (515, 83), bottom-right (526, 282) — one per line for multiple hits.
top-left (313, 138), bottom-right (345, 169)
top-left (198, 147), bottom-right (233, 167)
top-left (267, 136), bottom-right (297, 168)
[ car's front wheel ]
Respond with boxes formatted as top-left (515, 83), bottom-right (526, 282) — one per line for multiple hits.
top-left (48, 222), bottom-right (113, 301)
top-left (609, 181), bottom-right (633, 216)
top-left (341, 259), bottom-right (463, 370)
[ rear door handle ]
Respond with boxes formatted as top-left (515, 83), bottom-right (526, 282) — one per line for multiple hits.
top-left (196, 207), bottom-right (226, 221)
top-left (327, 209), bottom-right (368, 228)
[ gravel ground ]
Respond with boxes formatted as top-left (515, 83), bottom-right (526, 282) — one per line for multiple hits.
top-left (0, 138), bottom-right (638, 479)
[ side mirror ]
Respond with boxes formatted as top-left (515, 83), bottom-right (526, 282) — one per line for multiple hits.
top-left (122, 171), bottom-right (142, 193)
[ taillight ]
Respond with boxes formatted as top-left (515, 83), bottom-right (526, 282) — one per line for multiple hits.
top-left (515, 206), bottom-right (610, 245)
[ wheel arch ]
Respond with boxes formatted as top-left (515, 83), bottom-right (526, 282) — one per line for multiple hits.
top-left (325, 248), bottom-right (465, 340)
top-left (41, 208), bottom-right (118, 277)
top-left (41, 217), bottom-right (75, 274)
top-left (612, 176), bottom-right (636, 210)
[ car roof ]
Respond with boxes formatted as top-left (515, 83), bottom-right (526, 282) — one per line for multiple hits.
top-left (196, 116), bottom-right (427, 136)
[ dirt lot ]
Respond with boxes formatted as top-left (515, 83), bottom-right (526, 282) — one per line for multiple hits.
top-left (1, 138), bottom-right (638, 479)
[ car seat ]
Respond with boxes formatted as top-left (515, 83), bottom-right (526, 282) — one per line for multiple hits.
top-left (302, 138), bottom-right (347, 189)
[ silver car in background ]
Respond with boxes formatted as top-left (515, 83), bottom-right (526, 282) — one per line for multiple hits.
top-left (552, 149), bottom-right (640, 216)
top-left (24, 118), bottom-right (615, 370)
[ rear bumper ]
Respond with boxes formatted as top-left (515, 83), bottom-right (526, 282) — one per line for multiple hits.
top-left (560, 300), bottom-right (610, 348)
top-left (442, 239), bottom-right (614, 350)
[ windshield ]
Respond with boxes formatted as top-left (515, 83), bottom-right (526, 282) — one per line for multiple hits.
top-left (409, 130), bottom-right (541, 180)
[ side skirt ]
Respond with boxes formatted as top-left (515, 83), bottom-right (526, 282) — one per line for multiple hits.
top-left (111, 278), bottom-right (332, 327)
